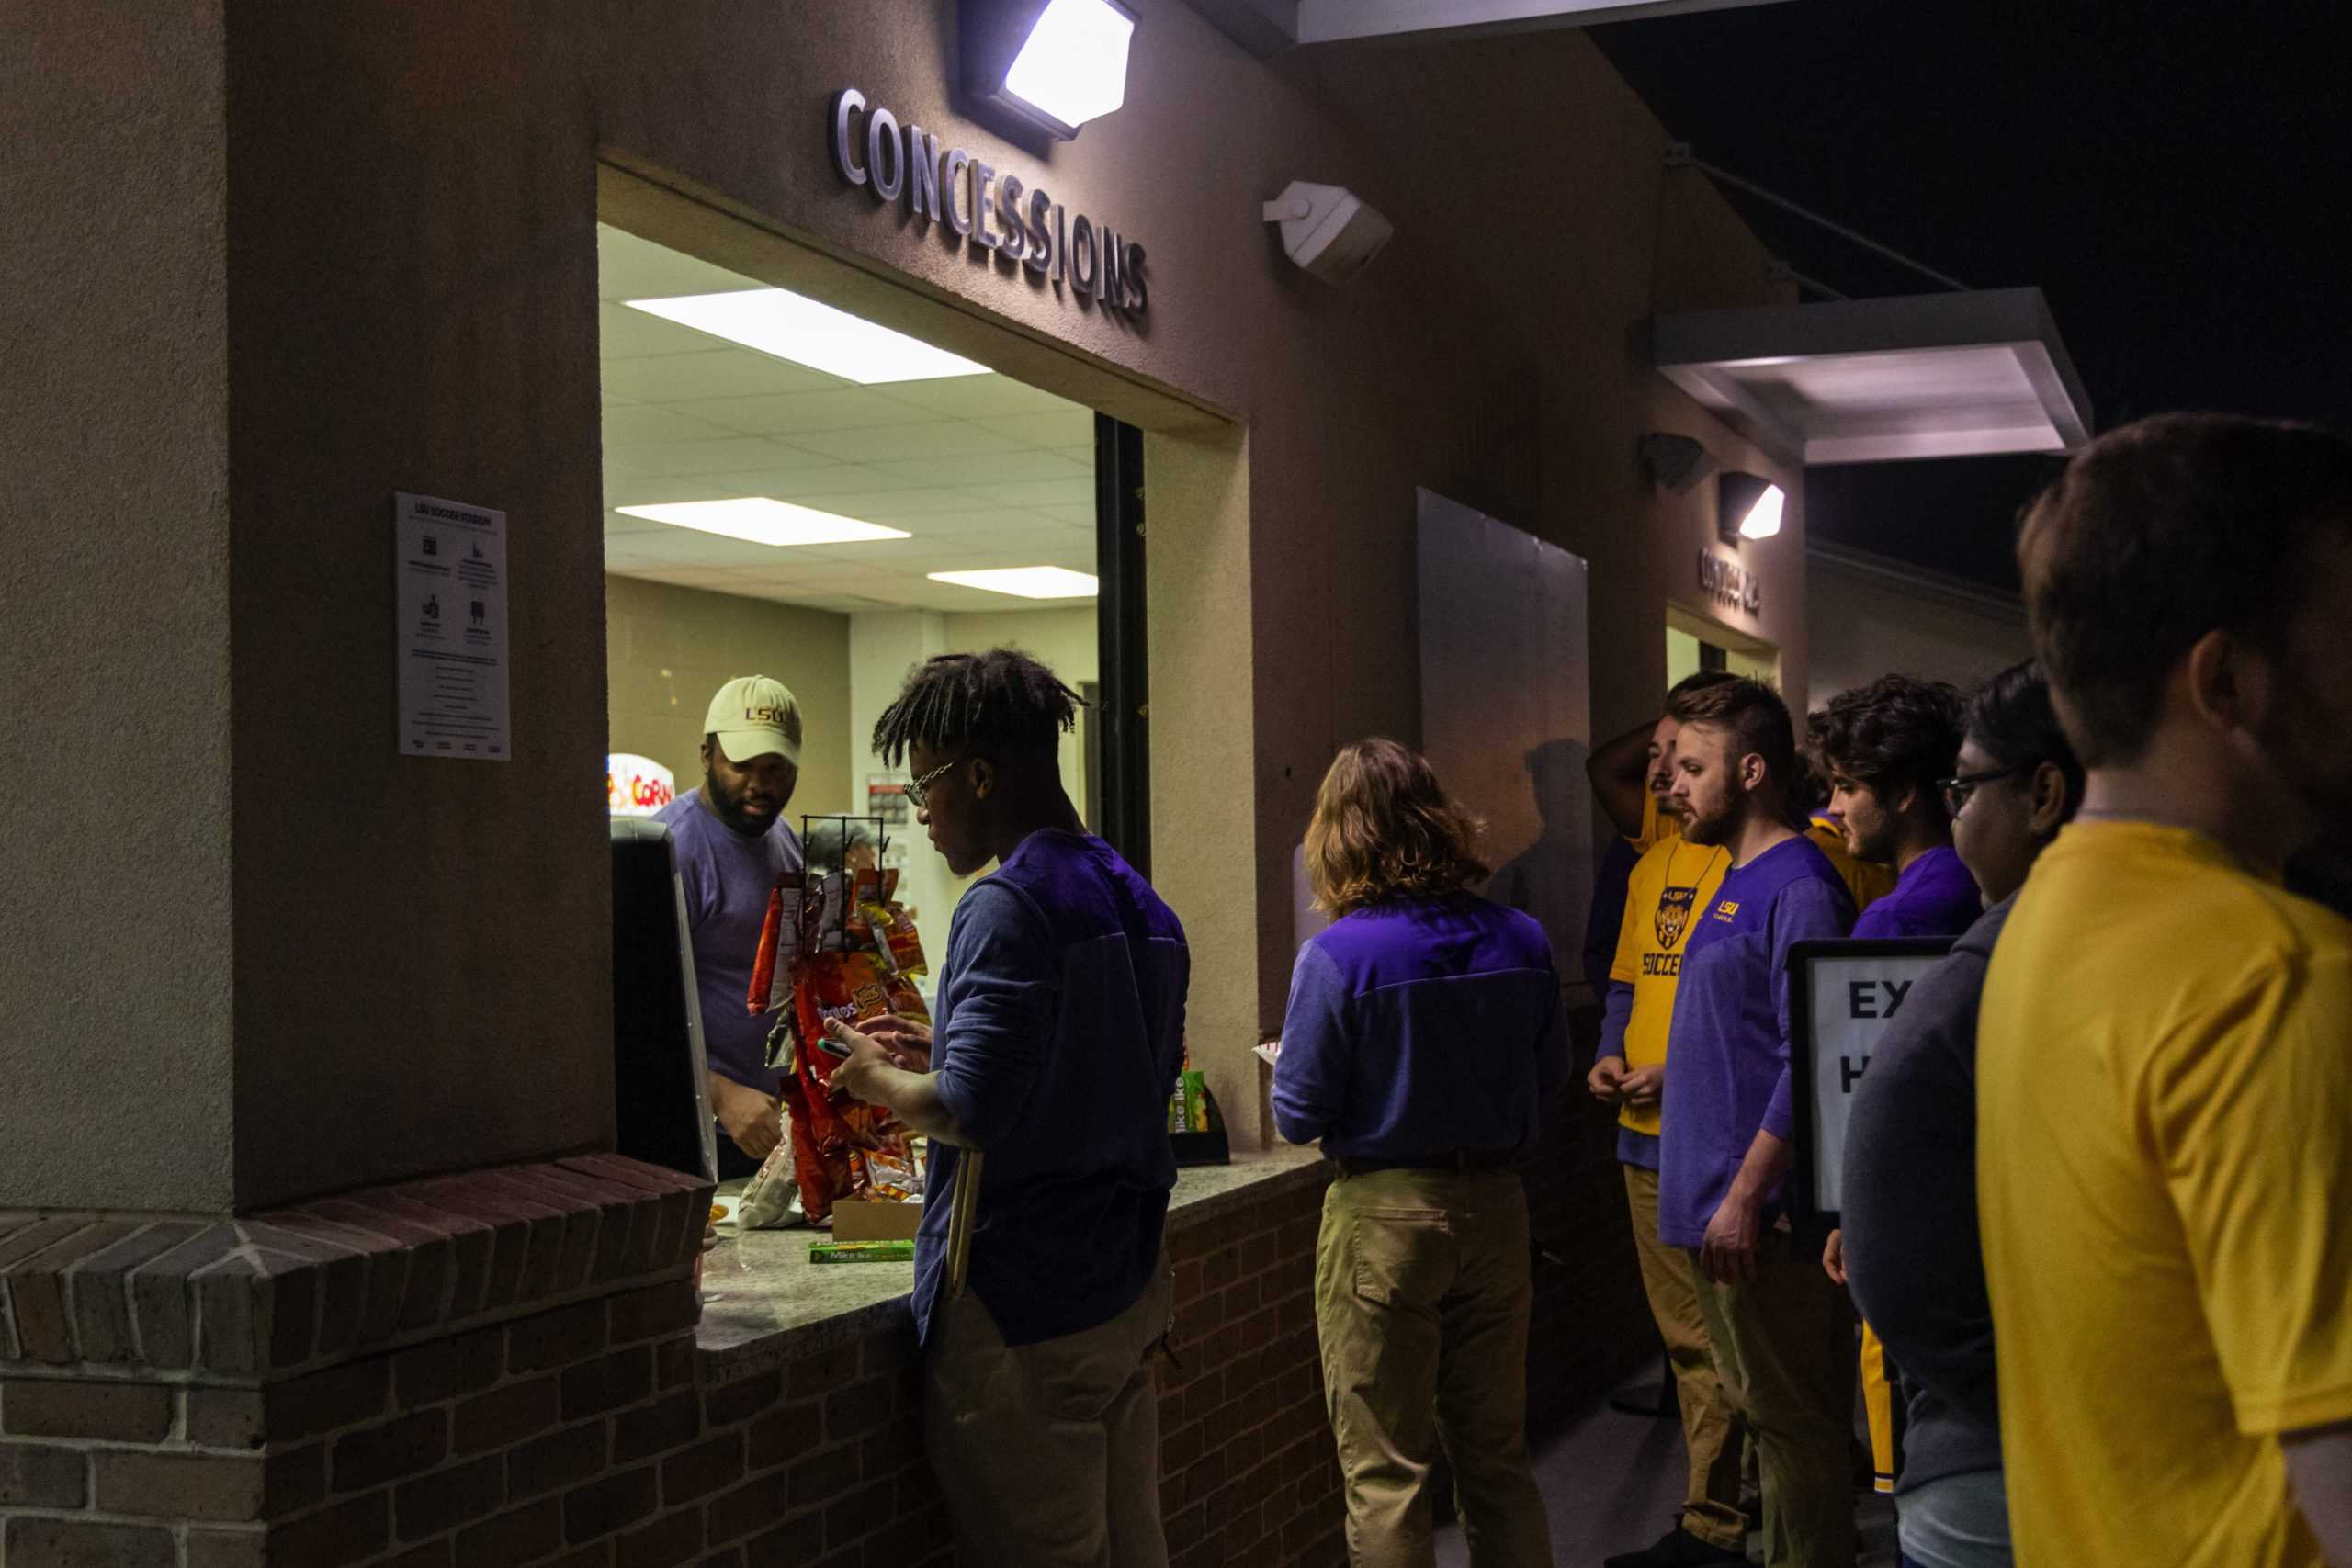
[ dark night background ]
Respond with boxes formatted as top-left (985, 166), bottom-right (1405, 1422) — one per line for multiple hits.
top-left (1589, 1), bottom-right (2352, 594)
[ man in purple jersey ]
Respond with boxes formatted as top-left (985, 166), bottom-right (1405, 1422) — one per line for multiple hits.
top-left (1658, 678), bottom-right (1859, 1568)
top-left (1810, 676), bottom-right (1981, 939)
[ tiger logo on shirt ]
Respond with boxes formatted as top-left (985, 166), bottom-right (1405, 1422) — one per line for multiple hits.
top-left (1655, 886), bottom-right (1698, 950)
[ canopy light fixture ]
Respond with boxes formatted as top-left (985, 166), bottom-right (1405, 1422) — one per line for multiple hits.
top-left (927, 566), bottom-right (1100, 599)
top-left (962, 0), bottom-right (1136, 141)
top-left (616, 499), bottom-right (911, 547)
top-left (1717, 472), bottom-right (1785, 544)
top-left (622, 290), bottom-right (989, 385)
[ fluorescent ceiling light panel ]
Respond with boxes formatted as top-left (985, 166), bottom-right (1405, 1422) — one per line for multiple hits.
top-left (622, 291), bottom-right (989, 385)
top-left (616, 498), bottom-right (911, 547)
top-left (927, 566), bottom-right (1100, 599)
top-left (1736, 484), bottom-right (1786, 540)
top-left (1005, 0), bottom-right (1136, 131)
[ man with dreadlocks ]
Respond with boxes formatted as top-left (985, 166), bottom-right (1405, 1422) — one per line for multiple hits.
top-left (826, 648), bottom-right (1190, 1568)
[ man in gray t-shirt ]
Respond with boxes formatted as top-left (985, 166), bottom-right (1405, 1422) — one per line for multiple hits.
top-left (652, 675), bottom-right (805, 1179)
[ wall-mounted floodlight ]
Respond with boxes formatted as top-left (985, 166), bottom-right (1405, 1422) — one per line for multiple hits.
top-left (962, 0), bottom-right (1136, 141)
top-left (1639, 433), bottom-right (1718, 495)
top-left (1718, 472), bottom-right (1785, 543)
top-left (1261, 182), bottom-right (1393, 286)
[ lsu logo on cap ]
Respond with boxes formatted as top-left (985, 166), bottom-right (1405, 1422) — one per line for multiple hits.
top-left (744, 705), bottom-right (790, 725)
top-left (1655, 886), bottom-right (1697, 950)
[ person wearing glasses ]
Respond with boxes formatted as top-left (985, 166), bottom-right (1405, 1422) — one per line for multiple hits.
top-left (1272, 738), bottom-right (1565, 1568)
top-left (1837, 660), bottom-right (2082, 1568)
top-left (822, 649), bottom-right (1189, 1568)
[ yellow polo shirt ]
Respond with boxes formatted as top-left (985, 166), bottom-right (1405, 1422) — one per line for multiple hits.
top-left (1608, 835), bottom-right (1729, 1135)
top-left (1979, 821), bottom-right (2352, 1566)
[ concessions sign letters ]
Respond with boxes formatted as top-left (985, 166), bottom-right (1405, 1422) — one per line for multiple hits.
top-left (831, 87), bottom-right (1148, 315)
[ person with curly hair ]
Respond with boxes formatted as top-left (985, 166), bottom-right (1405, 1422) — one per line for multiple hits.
top-left (825, 648), bottom-right (1190, 1568)
top-left (1810, 674), bottom-right (1979, 942)
top-left (1273, 738), bottom-right (1566, 1568)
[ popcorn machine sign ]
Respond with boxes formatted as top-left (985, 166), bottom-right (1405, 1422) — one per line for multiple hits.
top-left (607, 754), bottom-right (676, 817)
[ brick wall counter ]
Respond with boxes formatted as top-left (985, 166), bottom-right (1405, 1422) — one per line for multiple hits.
top-left (5, 1034), bottom-right (1647, 1568)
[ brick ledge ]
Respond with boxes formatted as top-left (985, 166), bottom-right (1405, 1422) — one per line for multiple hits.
top-left (0, 1156), bottom-right (714, 1384)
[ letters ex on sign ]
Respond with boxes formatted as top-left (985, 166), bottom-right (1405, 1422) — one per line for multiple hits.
top-left (1785, 938), bottom-right (1955, 1224)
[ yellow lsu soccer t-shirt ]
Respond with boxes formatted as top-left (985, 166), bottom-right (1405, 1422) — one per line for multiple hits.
top-left (1978, 821), bottom-right (2352, 1567)
top-left (1608, 835), bottom-right (1730, 1136)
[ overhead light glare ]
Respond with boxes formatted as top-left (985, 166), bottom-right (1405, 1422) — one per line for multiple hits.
top-left (1003, 0), bottom-right (1136, 133)
top-left (927, 566), bottom-right (1100, 600)
top-left (622, 290), bottom-right (989, 385)
top-left (616, 499), bottom-right (911, 547)
top-left (1716, 472), bottom-right (1785, 545)
top-left (1737, 484), bottom-right (1786, 540)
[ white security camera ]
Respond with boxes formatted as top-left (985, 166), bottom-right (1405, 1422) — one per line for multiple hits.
top-left (1261, 182), bottom-right (1393, 285)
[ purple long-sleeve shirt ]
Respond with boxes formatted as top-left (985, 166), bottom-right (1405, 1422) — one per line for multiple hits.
top-left (1272, 895), bottom-right (1566, 1161)
top-left (1657, 835), bottom-right (1855, 1247)
top-left (1851, 844), bottom-right (1982, 940)
top-left (912, 831), bottom-right (1189, 1349)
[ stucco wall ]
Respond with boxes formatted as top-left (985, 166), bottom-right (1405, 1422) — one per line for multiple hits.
top-left (1808, 547), bottom-right (2030, 703)
top-left (0, 3), bottom-right (234, 1211)
top-left (14, 0), bottom-right (1799, 1207)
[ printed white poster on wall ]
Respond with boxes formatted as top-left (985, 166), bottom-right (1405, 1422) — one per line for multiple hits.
top-left (1787, 939), bottom-right (1956, 1217)
top-left (395, 492), bottom-right (511, 760)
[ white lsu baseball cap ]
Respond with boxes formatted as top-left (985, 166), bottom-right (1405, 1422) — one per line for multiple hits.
top-left (704, 675), bottom-right (802, 766)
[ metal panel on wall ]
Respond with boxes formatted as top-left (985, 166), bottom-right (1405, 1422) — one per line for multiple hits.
top-left (1416, 490), bottom-right (1592, 984)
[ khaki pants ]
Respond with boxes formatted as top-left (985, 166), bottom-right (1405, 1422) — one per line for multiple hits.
top-left (1624, 1164), bottom-right (1749, 1552)
top-left (1690, 1224), bottom-right (1858, 1568)
top-left (1315, 1168), bottom-right (1553, 1568)
top-left (923, 1262), bottom-right (1173, 1568)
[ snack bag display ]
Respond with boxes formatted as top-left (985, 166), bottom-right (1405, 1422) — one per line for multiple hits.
top-left (744, 825), bottom-right (933, 1227)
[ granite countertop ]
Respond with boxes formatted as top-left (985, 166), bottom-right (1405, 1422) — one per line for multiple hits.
top-left (694, 1143), bottom-right (1327, 1382)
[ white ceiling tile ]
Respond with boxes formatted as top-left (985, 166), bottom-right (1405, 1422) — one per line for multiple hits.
top-left (982, 526), bottom-right (1100, 557)
top-left (603, 437), bottom-right (828, 479)
top-left (786, 422), bottom-right (1010, 465)
top-left (705, 465), bottom-right (916, 500)
top-left (597, 225), bottom-right (762, 301)
top-left (881, 377), bottom-right (1083, 420)
top-left (868, 451), bottom-right (1091, 489)
top-left (601, 404), bottom-right (744, 445)
top-left (601, 350), bottom-right (842, 402)
top-left (860, 506), bottom-right (1055, 536)
top-left (971, 410), bottom-right (1100, 448)
top-left (599, 301), bottom-right (717, 358)
top-left (957, 478), bottom-right (1098, 507)
top-left (668, 388), bottom-right (936, 436)
top-left (601, 477), bottom-right (730, 515)
top-left (596, 529), bottom-right (825, 570)
top-left (817, 489), bottom-right (1027, 521)
top-left (598, 232), bottom-right (1109, 621)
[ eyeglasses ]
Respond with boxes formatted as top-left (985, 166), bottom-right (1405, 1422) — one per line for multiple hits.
top-left (905, 754), bottom-right (968, 811)
top-left (1939, 761), bottom-right (2035, 818)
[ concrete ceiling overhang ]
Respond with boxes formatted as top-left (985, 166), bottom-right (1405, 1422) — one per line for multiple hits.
top-left (1184, 0), bottom-right (1793, 55)
top-left (1651, 287), bottom-right (2094, 466)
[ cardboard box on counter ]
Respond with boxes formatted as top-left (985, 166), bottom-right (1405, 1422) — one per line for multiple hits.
top-left (831, 1197), bottom-right (922, 1242)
